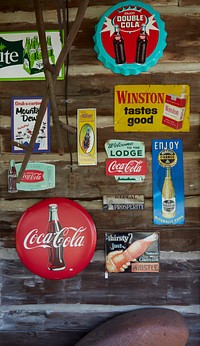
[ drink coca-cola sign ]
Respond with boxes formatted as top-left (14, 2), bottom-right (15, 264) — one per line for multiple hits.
top-left (105, 139), bottom-right (147, 182)
top-left (15, 162), bottom-right (55, 191)
top-left (16, 198), bottom-right (97, 279)
top-left (21, 169), bottom-right (44, 182)
top-left (106, 158), bottom-right (147, 176)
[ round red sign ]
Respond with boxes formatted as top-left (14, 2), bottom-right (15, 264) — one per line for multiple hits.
top-left (16, 198), bottom-right (97, 280)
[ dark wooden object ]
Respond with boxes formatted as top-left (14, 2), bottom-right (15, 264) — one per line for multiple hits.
top-left (16, 0), bottom-right (89, 183)
top-left (0, 1), bottom-right (199, 345)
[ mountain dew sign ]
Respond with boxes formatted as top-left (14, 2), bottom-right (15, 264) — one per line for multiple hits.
top-left (0, 31), bottom-right (64, 80)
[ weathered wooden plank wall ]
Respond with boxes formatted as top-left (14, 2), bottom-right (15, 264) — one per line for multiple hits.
top-left (0, 0), bottom-right (200, 345)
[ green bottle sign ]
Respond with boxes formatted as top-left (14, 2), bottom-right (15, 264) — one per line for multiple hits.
top-left (0, 31), bottom-right (64, 81)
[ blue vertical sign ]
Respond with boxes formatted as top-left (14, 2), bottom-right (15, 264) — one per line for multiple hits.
top-left (152, 139), bottom-right (184, 225)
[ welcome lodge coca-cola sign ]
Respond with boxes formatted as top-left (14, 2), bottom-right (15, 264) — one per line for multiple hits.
top-left (16, 198), bottom-right (97, 279)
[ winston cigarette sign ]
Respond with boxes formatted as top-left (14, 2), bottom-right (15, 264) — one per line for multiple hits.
top-left (114, 85), bottom-right (190, 132)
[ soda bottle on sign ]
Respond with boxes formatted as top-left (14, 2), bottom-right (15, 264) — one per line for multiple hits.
top-left (113, 25), bottom-right (126, 64)
top-left (162, 167), bottom-right (176, 218)
top-left (135, 24), bottom-right (148, 64)
top-left (23, 37), bottom-right (31, 57)
top-left (8, 160), bottom-right (18, 193)
top-left (47, 36), bottom-right (55, 66)
top-left (110, 233), bottom-right (158, 272)
top-left (29, 37), bottom-right (36, 68)
top-left (47, 204), bottom-right (66, 271)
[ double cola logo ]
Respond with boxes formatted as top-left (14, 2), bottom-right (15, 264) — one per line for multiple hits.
top-left (23, 226), bottom-right (86, 250)
top-left (0, 37), bottom-right (23, 69)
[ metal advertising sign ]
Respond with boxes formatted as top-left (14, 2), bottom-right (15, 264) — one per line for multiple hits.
top-left (15, 162), bottom-right (55, 191)
top-left (93, 1), bottom-right (167, 75)
top-left (16, 198), bottom-right (97, 280)
top-left (152, 139), bottom-right (184, 225)
top-left (103, 194), bottom-right (144, 210)
top-left (105, 232), bottom-right (160, 276)
top-left (0, 31), bottom-right (64, 80)
top-left (11, 97), bottom-right (50, 153)
top-left (114, 85), bottom-right (190, 132)
top-left (77, 108), bottom-right (97, 166)
top-left (105, 139), bottom-right (147, 182)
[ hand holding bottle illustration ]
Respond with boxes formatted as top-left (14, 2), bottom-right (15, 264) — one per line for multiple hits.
top-left (106, 250), bottom-right (130, 272)
top-left (106, 233), bottom-right (158, 273)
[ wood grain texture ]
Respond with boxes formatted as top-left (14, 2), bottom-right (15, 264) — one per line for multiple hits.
top-left (0, 1), bottom-right (199, 345)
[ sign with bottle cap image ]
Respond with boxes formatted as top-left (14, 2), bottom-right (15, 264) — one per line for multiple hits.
top-left (16, 198), bottom-right (97, 279)
top-left (0, 31), bottom-right (64, 80)
top-left (152, 139), bottom-right (184, 225)
top-left (93, 1), bottom-right (167, 75)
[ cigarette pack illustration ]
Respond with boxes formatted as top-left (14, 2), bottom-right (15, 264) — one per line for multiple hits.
top-left (152, 139), bottom-right (184, 225)
top-left (162, 93), bottom-right (187, 130)
top-left (105, 232), bottom-right (160, 276)
top-left (77, 108), bottom-right (97, 166)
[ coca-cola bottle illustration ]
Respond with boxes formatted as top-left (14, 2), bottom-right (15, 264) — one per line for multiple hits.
top-left (109, 233), bottom-right (158, 272)
top-left (8, 160), bottom-right (18, 193)
top-left (135, 24), bottom-right (148, 64)
top-left (47, 204), bottom-right (66, 271)
top-left (113, 25), bottom-right (126, 64)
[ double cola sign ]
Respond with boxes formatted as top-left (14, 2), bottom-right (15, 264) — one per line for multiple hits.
top-left (16, 198), bottom-right (97, 280)
top-left (105, 139), bottom-right (147, 182)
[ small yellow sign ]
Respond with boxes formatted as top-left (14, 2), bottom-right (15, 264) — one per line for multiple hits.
top-left (114, 85), bottom-right (190, 132)
top-left (77, 108), bottom-right (97, 166)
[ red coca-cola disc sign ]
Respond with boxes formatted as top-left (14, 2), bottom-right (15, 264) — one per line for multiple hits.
top-left (16, 198), bottom-right (97, 280)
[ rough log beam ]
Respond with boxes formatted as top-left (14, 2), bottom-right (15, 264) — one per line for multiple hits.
top-left (34, 0), bottom-right (64, 156)
top-left (16, 0), bottom-right (89, 183)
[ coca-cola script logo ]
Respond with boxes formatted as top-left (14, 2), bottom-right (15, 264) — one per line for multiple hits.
top-left (21, 169), bottom-right (44, 183)
top-left (16, 197), bottom-right (97, 280)
top-left (106, 158), bottom-right (147, 176)
top-left (24, 227), bottom-right (86, 250)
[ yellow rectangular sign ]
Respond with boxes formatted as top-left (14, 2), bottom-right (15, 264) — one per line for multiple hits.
top-left (114, 85), bottom-right (190, 132)
top-left (77, 108), bottom-right (97, 166)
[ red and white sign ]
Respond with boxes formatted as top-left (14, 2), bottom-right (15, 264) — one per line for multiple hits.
top-left (106, 158), bottom-right (147, 176)
top-left (16, 198), bottom-right (97, 280)
top-left (162, 94), bottom-right (187, 130)
top-left (21, 170), bottom-right (44, 182)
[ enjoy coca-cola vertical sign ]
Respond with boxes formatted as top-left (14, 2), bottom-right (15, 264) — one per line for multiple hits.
top-left (16, 198), bottom-right (97, 279)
